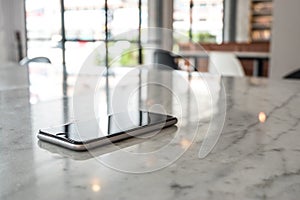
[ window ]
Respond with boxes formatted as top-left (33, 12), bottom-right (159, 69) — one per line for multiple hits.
top-left (25, 0), bottom-right (62, 65)
top-left (173, 0), bottom-right (224, 43)
top-left (25, 0), bottom-right (147, 75)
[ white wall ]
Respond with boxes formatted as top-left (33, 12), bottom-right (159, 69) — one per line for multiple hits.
top-left (0, 0), bottom-right (26, 63)
top-left (270, 0), bottom-right (300, 79)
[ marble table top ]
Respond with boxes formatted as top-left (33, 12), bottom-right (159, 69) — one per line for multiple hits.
top-left (0, 62), bottom-right (29, 90)
top-left (1, 66), bottom-right (300, 200)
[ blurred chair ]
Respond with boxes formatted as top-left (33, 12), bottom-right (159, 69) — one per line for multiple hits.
top-left (284, 69), bottom-right (300, 79)
top-left (153, 49), bottom-right (179, 70)
top-left (18, 57), bottom-right (59, 103)
top-left (208, 51), bottom-right (245, 77)
top-left (19, 57), bottom-right (51, 66)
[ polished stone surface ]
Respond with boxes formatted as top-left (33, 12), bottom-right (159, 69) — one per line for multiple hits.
top-left (1, 66), bottom-right (300, 200)
top-left (0, 62), bottom-right (29, 90)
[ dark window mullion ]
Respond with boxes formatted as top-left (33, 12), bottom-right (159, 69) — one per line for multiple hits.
top-left (60, 0), bottom-right (67, 95)
top-left (104, 0), bottom-right (109, 68)
top-left (189, 0), bottom-right (194, 41)
top-left (138, 0), bottom-right (142, 64)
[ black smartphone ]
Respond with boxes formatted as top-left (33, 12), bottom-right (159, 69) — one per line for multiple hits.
top-left (38, 126), bottom-right (178, 160)
top-left (37, 111), bottom-right (178, 151)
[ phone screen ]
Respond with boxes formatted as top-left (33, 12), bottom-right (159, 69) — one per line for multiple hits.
top-left (40, 111), bottom-right (174, 143)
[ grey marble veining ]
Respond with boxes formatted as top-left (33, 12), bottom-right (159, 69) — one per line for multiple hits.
top-left (1, 67), bottom-right (300, 200)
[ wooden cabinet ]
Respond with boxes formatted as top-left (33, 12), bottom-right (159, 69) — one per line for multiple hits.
top-left (250, 0), bottom-right (273, 41)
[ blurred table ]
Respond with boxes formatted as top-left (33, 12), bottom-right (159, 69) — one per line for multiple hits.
top-left (1, 66), bottom-right (300, 200)
top-left (178, 51), bottom-right (270, 77)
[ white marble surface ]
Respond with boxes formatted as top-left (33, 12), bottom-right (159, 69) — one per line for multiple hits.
top-left (0, 62), bottom-right (29, 90)
top-left (1, 67), bottom-right (300, 200)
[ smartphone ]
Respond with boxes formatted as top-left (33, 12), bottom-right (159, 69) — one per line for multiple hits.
top-left (38, 111), bottom-right (178, 151)
top-left (38, 126), bottom-right (178, 160)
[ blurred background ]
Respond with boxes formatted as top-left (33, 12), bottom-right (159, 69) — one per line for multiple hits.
top-left (0, 0), bottom-right (299, 81)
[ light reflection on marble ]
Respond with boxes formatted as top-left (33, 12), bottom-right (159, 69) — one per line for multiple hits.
top-left (0, 66), bottom-right (300, 199)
